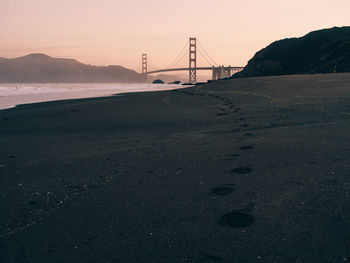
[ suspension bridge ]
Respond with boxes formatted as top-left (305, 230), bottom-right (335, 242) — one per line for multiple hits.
top-left (139, 37), bottom-right (244, 83)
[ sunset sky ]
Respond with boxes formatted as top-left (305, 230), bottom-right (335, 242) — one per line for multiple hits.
top-left (1, 0), bottom-right (350, 74)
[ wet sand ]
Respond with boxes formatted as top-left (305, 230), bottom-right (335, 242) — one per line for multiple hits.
top-left (1, 73), bottom-right (350, 262)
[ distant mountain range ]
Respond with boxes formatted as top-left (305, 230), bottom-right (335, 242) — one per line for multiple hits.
top-left (0, 53), bottom-right (148, 83)
top-left (234, 26), bottom-right (350, 78)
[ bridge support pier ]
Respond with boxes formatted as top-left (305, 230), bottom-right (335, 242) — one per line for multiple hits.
top-left (142, 53), bottom-right (147, 74)
top-left (212, 66), bottom-right (237, 80)
top-left (189, 37), bottom-right (197, 83)
top-left (224, 66), bottom-right (232, 78)
top-left (212, 66), bottom-right (220, 80)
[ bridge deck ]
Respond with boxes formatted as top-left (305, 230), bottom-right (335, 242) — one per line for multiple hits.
top-left (145, 67), bottom-right (244, 74)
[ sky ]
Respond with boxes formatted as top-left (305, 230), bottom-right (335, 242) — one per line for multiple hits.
top-left (1, 0), bottom-right (350, 75)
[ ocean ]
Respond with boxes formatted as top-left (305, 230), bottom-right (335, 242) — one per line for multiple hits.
top-left (0, 83), bottom-right (183, 110)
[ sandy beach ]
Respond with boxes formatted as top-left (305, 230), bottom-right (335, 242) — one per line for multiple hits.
top-left (1, 73), bottom-right (350, 262)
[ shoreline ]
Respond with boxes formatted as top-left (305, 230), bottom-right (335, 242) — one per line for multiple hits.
top-left (0, 83), bottom-right (185, 111)
top-left (2, 73), bottom-right (350, 262)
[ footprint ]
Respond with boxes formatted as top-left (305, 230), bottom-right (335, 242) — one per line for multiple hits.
top-left (222, 183), bottom-right (235, 186)
top-left (240, 124), bottom-right (249, 128)
top-left (238, 117), bottom-right (245, 120)
top-left (239, 145), bottom-right (254, 150)
top-left (224, 154), bottom-right (239, 161)
top-left (27, 199), bottom-right (39, 205)
top-left (211, 186), bottom-right (234, 195)
top-left (232, 167), bottom-right (252, 174)
top-left (244, 133), bottom-right (252, 136)
top-left (218, 211), bottom-right (254, 228)
top-left (200, 253), bottom-right (224, 262)
top-left (224, 153), bottom-right (240, 161)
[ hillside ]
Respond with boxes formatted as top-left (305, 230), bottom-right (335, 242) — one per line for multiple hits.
top-left (0, 54), bottom-right (147, 83)
top-left (234, 26), bottom-right (350, 78)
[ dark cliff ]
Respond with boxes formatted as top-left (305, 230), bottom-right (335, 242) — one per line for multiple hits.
top-left (234, 26), bottom-right (350, 78)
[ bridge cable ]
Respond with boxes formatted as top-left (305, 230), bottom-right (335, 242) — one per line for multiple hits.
top-left (147, 57), bottom-right (160, 71)
top-left (197, 40), bottom-right (218, 66)
top-left (166, 40), bottom-right (189, 68)
top-left (170, 50), bottom-right (188, 68)
top-left (168, 50), bottom-right (188, 69)
top-left (147, 51), bottom-right (188, 73)
top-left (197, 49), bottom-right (216, 67)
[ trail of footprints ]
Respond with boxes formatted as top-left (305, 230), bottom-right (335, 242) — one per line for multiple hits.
top-left (176, 89), bottom-right (257, 231)
top-left (172, 89), bottom-right (259, 260)
top-left (205, 92), bottom-right (256, 231)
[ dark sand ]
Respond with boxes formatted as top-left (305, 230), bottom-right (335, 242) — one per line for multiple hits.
top-left (1, 73), bottom-right (350, 262)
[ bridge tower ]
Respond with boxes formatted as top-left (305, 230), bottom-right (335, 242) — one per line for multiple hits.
top-left (142, 53), bottom-right (147, 74)
top-left (189, 37), bottom-right (197, 83)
